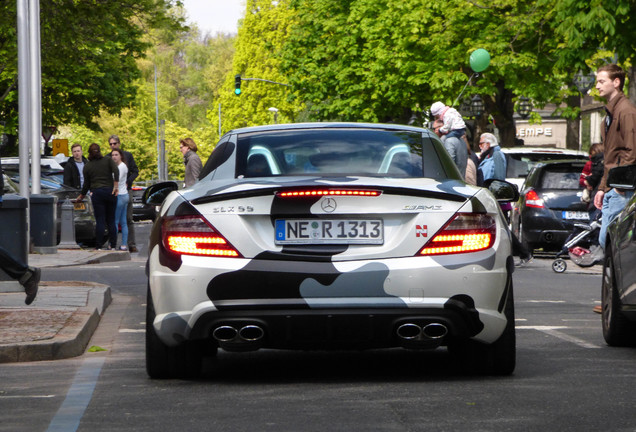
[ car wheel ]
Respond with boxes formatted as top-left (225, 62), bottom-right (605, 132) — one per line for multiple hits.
top-left (601, 248), bottom-right (636, 346)
top-left (449, 275), bottom-right (516, 375)
top-left (146, 286), bottom-right (204, 379)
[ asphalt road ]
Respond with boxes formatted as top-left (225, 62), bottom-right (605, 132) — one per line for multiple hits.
top-left (2, 222), bottom-right (636, 431)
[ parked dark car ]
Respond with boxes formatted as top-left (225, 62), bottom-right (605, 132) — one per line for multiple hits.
top-left (510, 160), bottom-right (589, 253)
top-left (601, 165), bottom-right (636, 346)
top-left (131, 185), bottom-right (157, 221)
top-left (4, 173), bottom-right (97, 247)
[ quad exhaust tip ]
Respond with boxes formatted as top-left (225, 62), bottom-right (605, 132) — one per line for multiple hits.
top-left (212, 324), bottom-right (265, 343)
top-left (396, 322), bottom-right (448, 340)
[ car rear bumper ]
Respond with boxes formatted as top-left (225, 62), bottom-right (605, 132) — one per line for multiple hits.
top-left (149, 250), bottom-right (512, 349)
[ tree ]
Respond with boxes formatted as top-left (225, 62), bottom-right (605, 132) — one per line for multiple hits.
top-left (0, 0), bottom-right (184, 153)
top-left (58, 23), bottom-right (229, 181)
top-left (281, 0), bottom-right (579, 146)
top-left (209, 0), bottom-right (306, 135)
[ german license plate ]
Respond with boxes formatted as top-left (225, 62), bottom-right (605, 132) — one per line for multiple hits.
top-left (562, 211), bottom-right (589, 220)
top-left (275, 219), bottom-right (383, 245)
top-left (74, 202), bottom-right (86, 211)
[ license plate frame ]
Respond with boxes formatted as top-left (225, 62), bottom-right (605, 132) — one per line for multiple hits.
top-left (562, 211), bottom-right (589, 220)
top-left (73, 202), bottom-right (86, 211)
top-left (275, 218), bottom-right (384, 245)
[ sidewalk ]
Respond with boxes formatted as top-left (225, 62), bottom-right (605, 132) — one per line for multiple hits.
top-left (0, 249), bottom-right (131, 363)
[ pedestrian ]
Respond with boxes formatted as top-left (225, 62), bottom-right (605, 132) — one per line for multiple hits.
top-left (593, 64), bottom-right (636, 251)
top-left (433, 119), bottom-right (467, 179)
top-left (465, 140), bottom-right (480, 186)
top-left (0, 160), bottom-right (40, 305)
top-left (477, 133), bottom-right (507, 181)
top-left (580, 143), bottom-right (604, 216)
top-left (62, 143), bottom-right (88, 189)
top-left (180, 137), bottom-right (203, 187)
top-left (110, 149), bottom-right (129, 251)
top-left (430, 101), bottom-right (467, 141)
top-left (478, 133), bottom-right (532, 264)
top-left (107, 135), bottom-right (139, 252)
top-left (592, 64), bottom-right (636, 314)
top-left (77, 143), bottom-right (119, 250)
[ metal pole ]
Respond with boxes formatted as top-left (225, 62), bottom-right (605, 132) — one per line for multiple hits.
top-left (28, 0), bottom-right (41, 194)
top-left (160, 119), bottom-right (166, 181)
top-left (154, 65), bottom-right (161, 181)
top-left (17, 0), bottom-right (30, 198)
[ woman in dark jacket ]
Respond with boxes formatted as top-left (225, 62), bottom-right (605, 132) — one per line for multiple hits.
top-left (77, 143), bottom-right (119, 250)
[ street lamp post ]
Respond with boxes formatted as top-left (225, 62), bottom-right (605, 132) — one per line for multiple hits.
top-left (573, 70), bottom-right (595, 151)
top-left (268, 107), bottom-right (279, 124)
top-left (470, 95), bottom-right (484, 118)
top-left (573, 70), bottom-right (596, 94)
top-left (517, 97), bottom-right (532, 119)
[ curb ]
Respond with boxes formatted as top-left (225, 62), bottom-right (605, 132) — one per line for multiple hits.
top-left (0, 284), bottom-right (112, 363)
top-left (32, 250), bottom-right (131, 269)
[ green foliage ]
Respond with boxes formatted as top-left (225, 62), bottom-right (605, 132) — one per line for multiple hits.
top-left (209, 0), bottom-right (306, 134)
top-left (0, 0), bottom-right (185, 134)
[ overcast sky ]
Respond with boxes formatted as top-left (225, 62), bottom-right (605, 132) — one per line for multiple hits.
top-left (182, 0), bottom-right (245, 36)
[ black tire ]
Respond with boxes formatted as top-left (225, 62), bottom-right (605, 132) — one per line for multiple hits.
top-left (450, 276), bottom-right (516, 375)
top-left (601, 248), bottom-right (636, 346)
top-left (146, 286), bottom-right (204, 379)
top-left (552, 259), bottom-right (567, 273)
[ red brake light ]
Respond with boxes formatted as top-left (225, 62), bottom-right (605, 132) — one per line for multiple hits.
top-left (525, 189), bottom-right (544, 208)
top-left (132, 186), bottom-right (144, 191)
top-left (418, 213), bottom-right (496, 256)
top-left (162, 216), bottom-right (241, 257)
top-left (277, 189), bottom-right (381, 198)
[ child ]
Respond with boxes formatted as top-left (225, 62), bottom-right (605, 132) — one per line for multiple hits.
top-left (430, 101), bottom-right (466, 140)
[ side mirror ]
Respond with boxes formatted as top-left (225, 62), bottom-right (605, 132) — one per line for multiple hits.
top-left (143, 181), bottom-right (178, 205)
top-left (607, 165), bottom-right (636, 190)
top-left (483, 179), bottom-right (520, 202)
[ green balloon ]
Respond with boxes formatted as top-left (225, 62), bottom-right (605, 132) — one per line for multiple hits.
top-left (470, 49), bottom-right (491, 73)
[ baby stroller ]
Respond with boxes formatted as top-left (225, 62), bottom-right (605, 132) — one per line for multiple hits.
top-left (552, 213), bottom-right (603, 273)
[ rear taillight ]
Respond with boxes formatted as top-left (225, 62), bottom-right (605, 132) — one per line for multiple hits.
top-left (525, 189), bottom-right (544, 208)
top-left (162, 216), bottom-right (241, 257)
top-left (418, 213), bottom-right (496, 256)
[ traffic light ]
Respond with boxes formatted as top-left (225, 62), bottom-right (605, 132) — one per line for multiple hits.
top-left (234, 75), bottom-right (241, 96)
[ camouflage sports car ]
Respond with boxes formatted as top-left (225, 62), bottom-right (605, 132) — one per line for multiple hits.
top-left (144, 123), bottom-right (519, 378)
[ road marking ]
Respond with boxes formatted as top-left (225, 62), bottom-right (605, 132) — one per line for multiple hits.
top-left (1, 395), bottom-right (55, 399)
top-left (118, 329), bottom-right (144, 333)
top-left (522, 300), bottom-right (567, 303)
top-left (46, 357), bottom-right (105, 432)
top-left (517, 325), bottom-right (601, 349)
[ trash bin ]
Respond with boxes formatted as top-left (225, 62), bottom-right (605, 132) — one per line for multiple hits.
top-left (0, 195), bottom-right (29, 289)
top-left (30, 194), bottom-right (58, 254)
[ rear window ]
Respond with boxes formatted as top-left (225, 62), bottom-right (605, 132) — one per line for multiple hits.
top-left (539, 168), bottom-right (581, 190)
top-left (506, 153), bottom-right (588, 179)
top-left (235, 129), bottom-right (444, 179)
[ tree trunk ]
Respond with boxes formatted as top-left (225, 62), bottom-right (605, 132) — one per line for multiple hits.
top-left (629, 66), bottom-right (636, 105)
top-left (566, 94), bottom-right (581, 150)
top-left (488, 80), bottom-right (515, 147)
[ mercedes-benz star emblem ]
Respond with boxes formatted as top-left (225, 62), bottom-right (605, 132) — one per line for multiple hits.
top-left (321, 197), bottom-right (337, 213)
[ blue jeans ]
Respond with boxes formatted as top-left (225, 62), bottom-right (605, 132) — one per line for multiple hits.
top-left (115, 194), bottom-right (129, 247)
top-left (599, 188), bottom-right (634, 249)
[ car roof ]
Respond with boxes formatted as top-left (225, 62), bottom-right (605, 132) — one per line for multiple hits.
top-left (533, 159), bottom-right (587, 168)
top-left (226, 122), bottom-right (433, 136)
top-left (501, 146), bottom-right (588, 156)
top-left (1, 156), bottom-right (64, 170)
